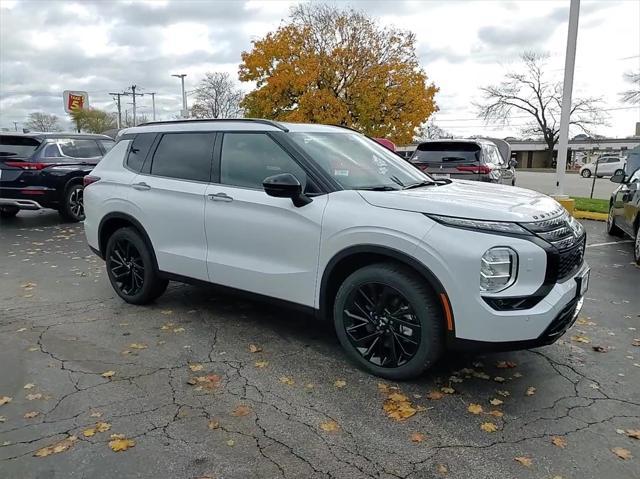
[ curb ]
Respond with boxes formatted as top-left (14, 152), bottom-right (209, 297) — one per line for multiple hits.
top-left (574, 210), bottom-right (608, 222)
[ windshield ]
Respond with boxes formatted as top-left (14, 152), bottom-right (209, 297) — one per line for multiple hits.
top-left (288, 132), bottom-right (430, 190)
top-left (0, 135), bottom-right (41, 158)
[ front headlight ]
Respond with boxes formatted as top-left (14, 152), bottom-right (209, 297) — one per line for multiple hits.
top-left (426, 214), bottom-right (531, 235)
top-left (480, 247), bottom-right (518, 292)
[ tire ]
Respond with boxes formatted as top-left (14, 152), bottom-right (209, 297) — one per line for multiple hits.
top-left (105, 227), bottom-right (168, 304)
top-left (0, 206), bottom-right (19, 219)
top-left (606, 205), bottom-right (624, 237)
top-left (511, 178), bottom-right (516, 187)
top-left (333, 262), bottom-right (444, 380)
top-left (58, 183), bottom-right (85, 222)
top-left (634, 226), bottom-right (640, 266)
top-left (581, 169), bottom-right (591, 178)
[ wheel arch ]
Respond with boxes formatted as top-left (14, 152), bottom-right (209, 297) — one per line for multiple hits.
top-left (98, 212), bottom-right (159, 271)
top-left (318, 245), bottom-right (454, 332)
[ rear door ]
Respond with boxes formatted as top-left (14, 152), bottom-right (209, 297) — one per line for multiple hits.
top-left (128, 131), bottom-right (215, 281)
top-left (0, 135), bottom-right (42, 195)
top-left (410, 141), bottom-right (482, 180)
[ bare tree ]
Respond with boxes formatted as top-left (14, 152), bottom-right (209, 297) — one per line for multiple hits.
top-left (620, 71), bottom-right (640, 104)
top-left (24, 112), bottom-right (60, 132)
top-left (476, 52), bottom-right (606, 165)
top-left (414, 120), bottom-right (453, 141)
top-left (191, 72), bottom-right (243, 119)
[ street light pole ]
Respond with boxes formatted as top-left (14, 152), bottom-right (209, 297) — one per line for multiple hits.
top-left (149, 92), bottom-right (157, 121)
top-left (172, 74), bottom-right (188, 117)
top-left (555, 0), bottom-right (580, 198)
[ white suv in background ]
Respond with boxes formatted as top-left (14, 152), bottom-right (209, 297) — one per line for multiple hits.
top-left (84, 119), bottom-right (589, 379)
top-left (579, 156), bottom-right (626, 178)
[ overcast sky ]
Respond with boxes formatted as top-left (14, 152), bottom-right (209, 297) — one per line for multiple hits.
top-left (1, 0), bottom-right (638, 139)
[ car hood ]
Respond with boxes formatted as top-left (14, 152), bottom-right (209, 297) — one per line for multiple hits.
top-left (358, 180), bottom-right (564, 222)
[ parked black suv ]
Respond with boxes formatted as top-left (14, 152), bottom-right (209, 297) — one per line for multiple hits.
top-left (0, 133), bottom-right (114, 221)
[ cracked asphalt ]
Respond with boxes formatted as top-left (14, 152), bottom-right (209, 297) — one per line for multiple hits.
top-left (1, 212), bottom-right (639, 479)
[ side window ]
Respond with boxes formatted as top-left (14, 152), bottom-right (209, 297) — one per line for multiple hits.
top-left (150, 133), bottom-right (214, 182)
top-left (607, 158), bottom-right (619, 163)
top-left (99, 139), bottom-right (115, 153)
top-left (58, 139), bottom-right (103, 158)
top-left (126, 133), bottom-right (156, 172)
top-left (42, 143), bottom-right (62, 158)
top-left (629, 168), bottom-right (640, 183)
top-left (220, 133), bottom-right (307, 190)
top-left (484, 145), bottom-right (503, 165)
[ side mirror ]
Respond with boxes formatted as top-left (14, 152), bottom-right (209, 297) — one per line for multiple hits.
top-left (263, 173), bottom-right (312, 207)
top-left (610, 170), bottom-right (626, 184)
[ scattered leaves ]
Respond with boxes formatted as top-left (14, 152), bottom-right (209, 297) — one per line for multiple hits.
top-left (0, 396), bottom-right (12, 406)
top-left (551, 436), bottom-right (567, 448)
top-left (109, 434), bottom-right (135, 452)
top-left (101, 370), bottom-right (115, 378)
top-left (480, 422), bottom-right (498, 433)
top-left (514, 456), bottom-right (533, 467)
top-left (254, 360), bottom-right (268, 368)
top-left (410, 432), bottom-right (425, 443)
top-left (231, 405), bottom-right (251, 417)
top-left (208, 420), bottom-right (220, 430)
top-left (467, 403), bottom-right (483, 415)
top-left (248, 344), bottom-right (262, 353)
top-left (279, 376), bottom-right (295, 386)
top-left (489, 398), bottom-right (503, 406)
top-left (611, 447), bottom-right (632, 460)
top-left (320, 420), bottom-right (340, 432)
top-left (334, 379), bottom-right (347, 388)
top-left (187, 374), bottom-right (222, 390)
top-left (571, 335), bottom-right (591, 344)
top-left (189, 363), bottom-right (204, 372)
top-left (383, 392), bottom-right (417, 421)
top-left (427, 391), bottom-right (444, 400)
top-left (526, 387), bottom-right (536, 396)
top-left (24, 411), bottom-right (40, 419)
top-left (34, 436), bottom-right (78, 457)
top-left (626, 429), bottom-right (640, 440)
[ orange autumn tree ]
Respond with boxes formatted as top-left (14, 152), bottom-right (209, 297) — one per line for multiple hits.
top-left (239, 4), bottom-right (438, 144)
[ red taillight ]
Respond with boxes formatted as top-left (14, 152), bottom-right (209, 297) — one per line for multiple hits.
top-left (456, 165), bottom-right (492, 174)
top-left (83, 175), bottom-right (100, 187)
top-left (5, 161), bottom-right (48, 170)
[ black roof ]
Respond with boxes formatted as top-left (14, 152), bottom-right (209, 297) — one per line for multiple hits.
top-left (0, 132), bottom-right (113, 141)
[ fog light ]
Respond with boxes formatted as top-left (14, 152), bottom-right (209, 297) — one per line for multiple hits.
top-left (480, 247), bottom-right (517, 292)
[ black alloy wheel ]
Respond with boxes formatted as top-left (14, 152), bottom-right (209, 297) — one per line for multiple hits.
top-left (343, 282), bottom-right (421, 368)
top-left (108, 238), bottom-right (145, 296)
top-left (59, 184), bottom-right (85, 222)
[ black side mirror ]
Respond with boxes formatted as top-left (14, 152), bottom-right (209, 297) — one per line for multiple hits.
top-left (263, 173), bottom-right (312, 207)
top-left (610, 170), bottom-right (626, 184)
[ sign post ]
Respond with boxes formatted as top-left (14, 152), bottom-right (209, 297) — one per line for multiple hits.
top-left (63, 90), bottom-right (89, 132)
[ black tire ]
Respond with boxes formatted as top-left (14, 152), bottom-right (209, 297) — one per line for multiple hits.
top-left (58, 183), bottom-right (85, 222)
top-left (511, 178), bottom-right (516, 187)
top-left (0, 206), bottom-right (19, 219)
top-left (606, 205), bottom-right (624, 237)
top-left (105, 227), bottom-right (168, 304)
top-left (581, 169), bottom-right (591, 178)
top-left (333, 262), bottom-right (444, 380)
top-left (634, 226), bottom-right (640, 266)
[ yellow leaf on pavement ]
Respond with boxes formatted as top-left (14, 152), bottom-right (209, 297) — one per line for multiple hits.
top-left (101, 371), bottom-right (115, 378)
top-left (26, 393), bottom-right (42, 400)
top-left (427, 391), bottom-right (444, 400)
top-left (83, 427), bottom-right (97, 437)
top-left (231, 405), bottom-right (251, 417)
top-left (23, 383), bottom-right (35, 389)
top-left (467, 403), bottom-right (483, 415)
top-left (320, 420), bottom-right (340, 432)
top-left (109, 434), bottom-right (135, 452)
top-left (526, 387), bottom-right (536, 396)
top-left (440, 387), bottom-right (455, 394)
top-left (490, 398), bottom-right (503, 406)
top-left (334, 379), bottom-right (346, 388)
top-left (248, 344), bottom-right (262, 353)
top-left (626, 429), bottom-right (640, 439)
top-left (226, 439), bottom-right (235, 446)
top-left (551, 436), bottom-right (567, 448)
top-left (436, 464), bottom-right (448, 475)
top-left (514, 456), bottom-right (533, 467)
top-left (24, 411), bottom-right (39, 419)
top-left (129, 343), bottom-right (147, 350)
top-left (611, 447), bottom-right (632, 460)
top-left (0, 396), bottom-right (12, 406)
top-left (208, 420), bottom-right (220, 430)
top-left (96, 422), bottom-right (111, 432)
top-left (480, 422), bottom-right (498, 433)
top-left (571, 335), bottom-right (591, 344)
top-left (189, 363), bottom-right (204, 372)
top-left (254, 360), bottom-right (268, 368)
top-left (34, 436), bottom-right (77, 457)
top-left (489, 410), bottom-right (504, 417)
top-left (410, 432), bottom-right (425, 443)
top-left (279, 376), bottom-right (295, 386)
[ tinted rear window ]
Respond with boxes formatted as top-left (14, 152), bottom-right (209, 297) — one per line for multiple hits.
top-left (150, 133), bottom-right (214, 182)
top-left (411, 142), bottom-right (480, 163)
top-left (0, 135), bottom-right (41, 159)
top-left (126, 133), bottom-right (156, 172)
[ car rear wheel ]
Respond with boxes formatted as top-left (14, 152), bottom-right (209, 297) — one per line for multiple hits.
top-left (581, 169), bottom-right (592, 178)
top-left (333, 263), bottom-right (444, 380)
top-left (606, 205), bottom-right (624, 237)
top-left (634, 227), bottom-right (640, 265)
top-left (0, 206), bottom-right (19, 219)
top-left (59, 183), bottom-right (85, 222)
top-left (105, 227), bottom-right (168, 304)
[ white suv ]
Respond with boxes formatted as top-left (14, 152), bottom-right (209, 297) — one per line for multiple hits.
top-left (84, 119), bottom-right (589, 379)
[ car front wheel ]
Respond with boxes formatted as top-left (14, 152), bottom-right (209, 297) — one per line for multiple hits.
top-left (581, 169), bottom-right (592, 178)
top-left (59, 183), bottom-right (85, 222)
top-left (105, 227), bottom-right (168, 304)
top-left (606, 205), bottom-right (624, 237)
top-left (333, 263), bottom-right (444, 380)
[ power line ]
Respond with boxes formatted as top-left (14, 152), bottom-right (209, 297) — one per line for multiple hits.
top-left (122, 85), bottom-right (144, 127)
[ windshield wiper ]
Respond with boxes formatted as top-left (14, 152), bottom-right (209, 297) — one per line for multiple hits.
top-left (358, 185), bottom-right (400, 191)
top-left (402, 180), bottom-right (435, 190)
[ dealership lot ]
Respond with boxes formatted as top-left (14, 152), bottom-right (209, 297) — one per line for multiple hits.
top-left (1, 212), bottom-right (638, 479)
top-left (516, 171), bottom-right (618, 200)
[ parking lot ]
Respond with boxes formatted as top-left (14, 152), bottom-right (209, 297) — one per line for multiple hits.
top-left (1, 211), bottom-right (638, 479)
top-left (516, 171), bottom-right (618, 200)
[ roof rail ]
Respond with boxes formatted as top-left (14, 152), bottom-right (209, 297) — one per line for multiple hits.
top-left (136, 118), bottom-right (289, 132)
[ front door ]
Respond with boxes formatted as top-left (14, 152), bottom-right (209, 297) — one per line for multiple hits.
top-left (204, 132), bottom-right (326, 307)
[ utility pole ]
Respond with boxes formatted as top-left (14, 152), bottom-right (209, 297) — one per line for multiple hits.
top-left (13, 121), bottom-right (18, 131)
top-left (149, 92), bottom-right (157, 121)
top-left (122, 85), bottom-right (144, 126)
top-left (555, 0), bottom-right (580, 199)
top-left (109, 92), bottom-right (125, 128)
top-left (171, 74), bottom-right (188, 117)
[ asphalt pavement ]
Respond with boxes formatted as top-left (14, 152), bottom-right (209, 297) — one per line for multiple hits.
top-left (516, 171), bottom-right (617, 200)
top-left (1, 211), bottom-right (639, 479)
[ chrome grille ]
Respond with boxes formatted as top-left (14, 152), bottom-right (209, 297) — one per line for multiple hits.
top-left (521, 211), bottom-right (584, 250)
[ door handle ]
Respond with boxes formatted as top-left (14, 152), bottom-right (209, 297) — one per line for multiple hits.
top-left (208, 192), bottom-right (233, 202)
top-left (132, 182), bottom-right (150, 191)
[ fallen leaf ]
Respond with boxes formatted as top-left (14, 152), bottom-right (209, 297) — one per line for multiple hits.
top-left (496, 390), bottom-right (510, 397)
top-left (172, 327), bottom-right (185, 333)
top-left (551, 436), bottom-right (567, 448)
top-left (101, 371), bottom-right (115, 378)
top-left (334, 379), bottom-right (347, 388)
top-left (188, 374), bottom-right (222, 390)
top-left (279, 376), bottom-right (295, 386)
top-left (591, 345), bottom-right (608, 353)
top-left (248, 344), bottom-right (262, 353)
top-left (496, 360), bottom-right (517, 369)
top-left (490, 398), bottom-right (503, 406)
top-left (109, 434), bottom-right (135, 452)
top-left (226, 439), bottom-right (235, 446)
top-left (571, 335), bottom-right (591, 344)
top-left (611, 447), bottom-right (632, 460)
top-left (514, 456), bottom-right (533, 467)
top-left (231, 405), bottom-right (251, 417)
top-left (489, 410), bottom-right (504, 417)
top-left (23, 383), bottom-right (35, 389)
top-left (83, 427), bottom-right (97, 437)
top-left (208, 420), bottom-right (220, 430)
top-left (377, 383), bottom-right (390, 393)
top-left (513, 372), bottom-right (523, 378)
top-left (254, 360), bottom-right (268, 368)
top-left (626, 429), bottom-right (640, 439)
top-left (473, 371), bottom-right (490, 380)
top-left (189, 363), bottom-right (204, 372)
top-left (305, 383), bottom-right (314, 389)
top-left (16, 327), bottom-right (27, 332)
top-left (436, 464), bottom-right (448, 475)
top-left (632, 338), bottom-right (640, 347)
top-left (480, 422), bottom-right (498, 433)
top-left (24, 411), bottom-right (40, 419)
top-left (427, 391), bottom-right (444, 400)
top-left (28, 347), bottom-right (39, 352)
top-left (467, 403), bottom-right (483, 415)
top-left (526, 387), bottom-right (536, 396)
top-left (410, 432), bottom-right (425, 443)
top-left (96, 422), bottom-right (111, 432)
top-left (320, 420), bottom-right (340, 432)
top-left (493, 376), bottom-right (505, 383)
top-left (0, 396), bottom-right (12, 406)
top-left (26, 393), bottom-right (42, 400)
top-left (383, 392), bottom-right (417, 421)
top-left (34, 435), bottom-right (77, 457)
top-left (440, 387), bottom-right (455, 394)
top-left (129, 343), bottom-right (147, 350)
top-left (89, 411), bottom-right (102, 418)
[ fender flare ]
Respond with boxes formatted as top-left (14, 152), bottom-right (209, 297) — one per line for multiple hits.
top-left (98, 212), bottom-right (159, 271)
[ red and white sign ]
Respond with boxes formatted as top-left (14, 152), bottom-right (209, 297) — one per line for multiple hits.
top-left (63, 90), bottom-right (89, 113)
